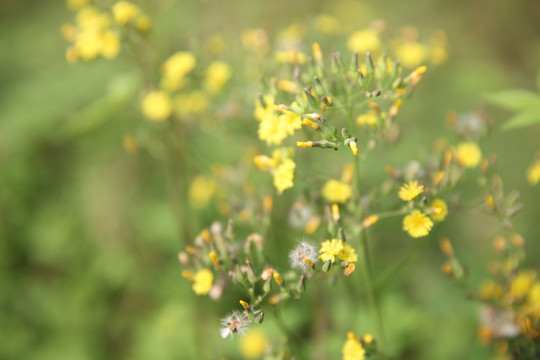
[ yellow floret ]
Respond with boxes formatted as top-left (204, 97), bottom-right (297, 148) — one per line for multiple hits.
top-left (141, 91), bottom-right (172, 121)
top-left (273, 159), bottom-right (296, 194)
top-left (403, 210), bottom-right (433, 238)
top-left (112, 1), bottom-right (140, 26)
top-left (322, 180), bottom-right (352, 203)
top-left (192, 269), bottom-right (213, 295)
top-left (205, 61), bottom-right (232, 94)
top-left (455, 142), bottom-right (482, 168)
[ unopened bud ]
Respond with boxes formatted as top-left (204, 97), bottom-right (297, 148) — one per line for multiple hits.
top-left (362, 215), bottom-right (379, 229)
top-left (331, 203), bottom-right (340, 222)
top-left (239, 299), bottom-right (250, 311)
top-left (209, 251), bottom-right (220, 269)
top-left (439, 237), bottom-right (454, 257)
top-left (257, 312), bottom-right (264, 324)
top-left (273, 271), bottom-right (284, 286)
top-left (322, 259), bottom-right (332, 272)
top-left (297, 141), bottom-right (314, 148)
top-left (312, 43), bottom-right (322, 62)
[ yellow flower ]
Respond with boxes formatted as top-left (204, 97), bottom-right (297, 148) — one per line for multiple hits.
top-left (455, 142), bottom-right (482, 168)
top-left (280, 108), bottom-right (302, 135)
top-left (242, 28), bottom-right (269, 55)
top-left (347, 29), bottom-right (380, 54)
top-left (75, 31), bottom-right (103, 61)
top-left (273, 159), bottom-right (295, 194)
top-left (239, 329), bottom-right (268, 359)
top-left (478, 280), bottom-right (503, 301)
top-left (161, 52), bottom-right (196, 91)
top-left (510, 271), bottom-right (536, 299)
top-left (278, 79), bottom-right (297, 93)
top-left (100, 30), bottom-right (121, 59)
top-left (398, 180), bottom-right (424, 201)
top-left (430, 46), bottom-right (447, 65)
top-left (321, 180), bottom-right (352, 203)
top-left (135, 15), bottom-right (151, 32)
top-left (338, 244), bottom-right (358, 263)
top-left (319, 239), bottom-right (344, 263)
top-left (430, 198), bottom-right (448, 222)
top-left (342, 332), bottom-right (365, 360)
top-left (394, 42), bottom-right (427, 68)
top-left (141, 91), bottom-right (172, 121)
top-left (258, 114), bottom-right (289, 145)
top-left (112, 1), bottom-right (140, 26)
top-left (356, 111), bottom-right (377, 126)
top-left (403, 210), bottom-right (433, 238)
top-left (188, 175), bottom-right (217, 209)
top-left (205, 61), bottom-right (232, 94)
top-left (526, 160), bottom-right (540, 185)
top-left (192, 269), bottom-right (213, 295)
top-left (76, 7), bottom-right (110, 31)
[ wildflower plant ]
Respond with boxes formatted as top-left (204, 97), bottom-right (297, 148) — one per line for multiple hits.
top-left (59, 3), bottom-right (540, 359)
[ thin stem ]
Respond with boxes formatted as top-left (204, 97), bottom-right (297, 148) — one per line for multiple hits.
top-left (358, 230), bottom-right (387, 355)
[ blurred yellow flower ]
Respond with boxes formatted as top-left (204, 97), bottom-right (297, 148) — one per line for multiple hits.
top-left (77, 7), bottom-right (110, 31)
top-left (347, 29), bottom-right (380, 54)
top-left (403, 210), bottom-right (433, 238)
top-left (258, 114), bottom-right (289, 145)
top-left (161, 52), bottom-right (196, 91)
top-left (319, 239), bottom-right (344, 263)
top-left (455, 142), bottom-right (482, 168)
top-left (338, 244), bottom-right (358, 263)
top-left (239, 329), bottom-right (268, 359)
top-left (398, 180), bottom-right (424, 201)
top-left (189, 175), bottom-right (217, 209)
top-left (75, 31), bottom-right (103, 61)
top-left (278, 79), bottom-right (297, 93)
top-left (273, 159), bottom-right (295, 194)
top-left (510, 271), bottom-right (536, 299)
top-left (100, 30), bottom-right (121, 59)
top-left (242, 28), bottom-right (269, 55)
top-left (205, 61), bottom-right (232, 94)
top-left (394, 42), bottom-right (427, 68)
top-left (526, 160), bottom-right (540, 185)
top-left (135, 14), bottom-right (151, 32)
top-left (322, 180), bottom-right (352, 203)
top-left (141, 91), bottom-right (172, 121)
top-left (430, 198), bottom-right (448, 222)
top-left (356, 111), bottom-right (377, 126)
top-left (430, 46), bottom-right (447, 65)
top-left (112, 1), bottom-right (140, 26)
top-left (192, 269), bottom-right (213, 295)
top-left (342, 332), bottom-right (365, 360)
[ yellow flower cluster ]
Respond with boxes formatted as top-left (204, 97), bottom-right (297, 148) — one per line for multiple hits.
top-left (322, 180), bottom-right (353, 203)
top-left (255, 97), bottom-right (302, 145)
top-left (342, 332), bottom-right (366, 360)
top-left (62, 1), bottom-right (150, 64)
top-left (141, 52), bottom-right (233, 121)
top-left (182, 268), bottom-right (214, 295)
top-left (254, 149), bottom-right (296, 194)
top-left (319, 239), bottom-right (357, 263)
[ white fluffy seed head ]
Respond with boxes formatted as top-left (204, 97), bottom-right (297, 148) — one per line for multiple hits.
top-left (220, 311), bottom-right (249, 338)
top-left (288, 241), bottom-right (318, 272)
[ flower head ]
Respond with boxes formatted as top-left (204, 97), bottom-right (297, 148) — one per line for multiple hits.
top-left (347, 29), bottom-right (380, 54)
top-left (141, 91), bottom-right (172, 121)
top-left (220, 311), bottom-right (249, 338)
top-left (398, 180), bottom-right (424, 201)
top-left (192, 268), bottom-right (214, 295)
top-left (455, 142), bottom-right (482, 168)
top-left (403, 210), bottom-right (433, 238)
top-left (273, 159), bottom-right (295, 194)
top-left (319, 239), bottom-right (344, 263)
top-left (429, 198), bottom-right (448, 222)
top-left (205, 61), bottom-right (232, 94)
top-left (112, 1), bottom-right (140, 26)
top-left (239, 329), bottom-right (268, 359)
top-left (342, 332), bottom-right (365, 360)
top-left (161, 52), bottom-right (196, 91)
top-left (338, 244), bottom-right (358, 263)
top-left (322, 180), bottom-right (352, 203)
top-left (289, 241), bottom-right (318, 272)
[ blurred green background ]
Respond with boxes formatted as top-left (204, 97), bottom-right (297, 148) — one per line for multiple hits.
top-left (1, 0), bottom-right (540, 359)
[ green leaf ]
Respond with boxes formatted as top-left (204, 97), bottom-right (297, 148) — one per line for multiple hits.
top-left (502, 109), bottom-right (540, 130)
top-left (483, 89), bottom-right (540, 111)
top-left (537, 68), bottom-right (540, 91)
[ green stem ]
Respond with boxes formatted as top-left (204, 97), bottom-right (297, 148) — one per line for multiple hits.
top-left (358, 230), bottom-right (387, 355)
